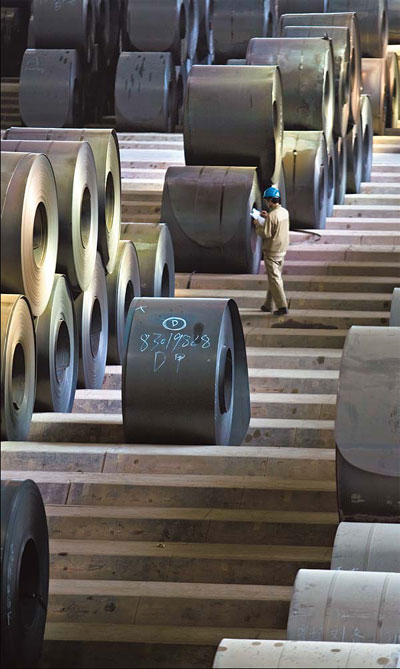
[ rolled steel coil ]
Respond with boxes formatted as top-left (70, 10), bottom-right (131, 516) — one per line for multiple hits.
top-left (326, 134), bottom-right (336, 217)
top-left (324, 0), bottom-right (388, 59)
top-left (360, 94), bottom-right (373, 182)
top-left (345, 111), bottom-right (362, 193)
top-left (246, 37), bottom-right (335, 145)
top-left (281, 131), bottom-right (328, 229)
top-left (4, 127), bottom-right (122, 276)
top-left (386, 50), bottom-right (400, 127)
top-left (19, 49), bottom-right (82, 128)
top-left (362, 58), bottom-right (387, 135)
top-left (1, 295), bottom-right (36, 442)
top-left (390, 287), bottom-right (400, 326)
top-left (388, 0), bottom-right (400, 44)
top-left (213, 639), bottom-right (400, 668)
top-left (331, 522), bottom-right (400, 573)
top-left (281, 26), bottom-right (350, 138)
top-left (115, 52), bottom-right (177, 133)
top-left (336, 326), bottom-right (400, 521)
top-left (197, 0), bottom-right (214, 62)
top-left (287, 569), bottom-right (400, 643)
top-left (1, 139), bottom-right (98, 293)
top-left (1, 479), bottom-right (49, 669)
top-left (106, 241), bottom-right (141, 366)
top-left (273, 0), bottom-right (325, 31)
top-left (1, 152), bottom-right (58, 317)
top-left (123, 297), bottom-right (250, 445)
top-left (184, 65), bottom-right (283, 187)
top-left (34, 274), bottom-right (78, 413)
top-left (120, 223), bottom-right (175, 298)
top-left (161, 166), bottom-right (262, 274)
top-left (333, 135), bottom-right (347, 204)
top-left (30, 0), bottom-right (95, 63)
top-left (74, 253), bottom-right (108, 389)
top-left (213, 0), bottom-right (274, 63)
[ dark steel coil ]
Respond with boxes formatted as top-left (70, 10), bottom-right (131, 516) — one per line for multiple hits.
top-left (325, 0), bottom-right (388, 59)
top-left (1, 479), bottom-right (49, 668)
top-left (331, 523), bottom-right (400, 573)
top-left (213, 0), bottom-right (274, 63)
top-left (30, 0), bottom-right (95, 63)
top-left (184, 64), bottom-right (283, 187)
top-left (161, 166), bottom-right (262, 274)
top-left (345, 111), bottom-right (362, 193)
top-left (388, 0), bottom-right (400, 44)
top-left (123, 297), bottom-right (250, 445)
top-left (336, 326), bottom-right (400, 522)
top-left (197, 0), bottom-right (214, 62)
top-left (360, 94), bottom-right (373, 182)
top-left (333, 135), bottom-right (347, 205)
top-left (385, 51), bottom-right (400, 128)
top-left (390, 287), bottom-right (400, 326)
top-left (362, 58), bottom-right (387, 135)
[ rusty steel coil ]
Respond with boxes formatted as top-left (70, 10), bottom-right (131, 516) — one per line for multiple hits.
top-left (34, 274), bottom-right (78, 413)
top-left (345, 111), bottom-right (362, 193)
top-left (333, 135), bottom-right (347, 204)
top-left (325, 0), bottom-right (388, 59)
top-left (360, 94), bottom-right (373, 182)
top-left (30, 0), bottom-right (95, 63)
top-left (19, 49), bottom-right (82, 128)
top-left (115, 52), bottom-right (177, 133)
top-left (184, 64), bottom-right (283, 187)
top-left (106, 240), bottom-right (141, 366)
top-left (213, 0), bottom-right (274, 63)
top-left (390, 287), bottom-right (400, 326)
top-left (362, 58), bottom-right (387, 135)
top-left (336, 326), bottom-right (400, 522)
top-left (287, 569), bottom-right (400, 643)
top-left (1, 479), bottom-right (49, 669)
top-left (386, 50), bottom-right (400, 127)
top-left (197, 0), bottom-right (214, 62)
top-left (120, 223), bottom-right (175, 298)
top-left (161, 166), bottom-right (262, 274)
top-left (246, 37), bottom-right (335, 144)
top-left (123, 297), bottom-right (250, 445)
top-left (74, 253), bottom-right (108, 389)
top-left (388, 0), bottom-right (400, 44)
top-left (1, 139), bottom-right (98, 293)
top-left (282, 131), bottom-right (328, 229)
top-left (331, 523), bottom-right (400, 573)
top-left (1, 152), bottom-right (58, 317)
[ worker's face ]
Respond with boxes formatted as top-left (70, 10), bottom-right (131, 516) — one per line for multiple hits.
top-left (263, 198), bottom-right (273, 211)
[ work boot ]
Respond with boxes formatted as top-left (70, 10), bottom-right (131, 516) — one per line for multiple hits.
top-left (273, 307), bottom-right (289, 316)
top-left (260, 305), bottom-right (272, 312)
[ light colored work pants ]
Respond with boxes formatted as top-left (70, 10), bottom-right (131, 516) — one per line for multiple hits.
top-left (263, 255), bottom-right (288, 310)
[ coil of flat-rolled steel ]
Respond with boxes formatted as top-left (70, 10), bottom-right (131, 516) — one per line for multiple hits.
top-left (386, 50), bottom-right (400, 127)
top-left (362, 58), bottom-right (387, 135)
top-left (1, 152), bottom-right (58, 317)
top-left (388, 0), bottom-right (400, 44)
top-left (106, 240), bottom-right (141, 365)
top-left (197, 0), bottom-right (214, 62)
top-left (325, 0), bottom-right (388, 59)
top-left (1, 295), bottom-right (36, 442)
top-left (246, 37), bottom-right (335, 144)
top-left (390, 287), bottom-right (400, 326)
top-left (30, 0), bottom-right (95, 63)
top-left (74, 253), bottom-right (108, 389)
top-left (213, 0), bottom-right (274, 63)
top-left (120, 223), bottom-right (175, 297)
top-left (34, 274), bottom-right (78, 413)
top-left (161, 166), bottom-right (262, 274)
top-left (115, 52), bottom-right (177, 133)
top-left (184, 65), bottom-right (283, 187)
top-left (333, 135), bottom-right (347, 204)
top-left (123, 297), bottom-right (250, 445)
top-left (281, 131), bottom-right (328, 229)
top-left (345, 111), bottom-right (362, 193)
top-left (360, 94), bottom-right (373, 182)
top-left (1, 479), bottom-right (49, 669)
top-left (19, 49), bottom-right (82, 128)
top-left (336, 326), bottom-right (400, 522)
top-left (331, 523), bottom-right (400, 573)
top-left (213, 639), bottom-right (400, 668)
top-left (281, 26), bottom-right (350, 138)
top-left (1, 139), bottom-right (98, 293)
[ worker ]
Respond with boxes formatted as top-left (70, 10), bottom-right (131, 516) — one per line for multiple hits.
top-left (252, 186), bottom-right (290, 315)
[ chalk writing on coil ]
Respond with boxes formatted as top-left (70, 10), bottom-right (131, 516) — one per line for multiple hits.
top-left (162, 317), bottom-right (187, 331)
top-left (140, 332), bottom-right (211, 352)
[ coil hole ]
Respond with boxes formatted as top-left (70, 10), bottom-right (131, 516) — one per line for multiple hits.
top-left (55, 319), bottom-right (71, 384)
top-left (19, 538), bottom-right (40, 629)
top-left (11, 342), bottom-right (25, 411)
top-left (90, 298), bottom-right (102, 358)
top-left (219, 347), bottom-right (233, 415)
top-left (33, 202), bottom-right (48, 269)
top-left (80, 187), bottom-right (92, 249)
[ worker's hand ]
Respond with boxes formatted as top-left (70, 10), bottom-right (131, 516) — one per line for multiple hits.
top-left (260, 210), bottom-right (268, 219)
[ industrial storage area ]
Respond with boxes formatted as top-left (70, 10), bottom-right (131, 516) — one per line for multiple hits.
top-left (1, 1), bottom-right (400, 668)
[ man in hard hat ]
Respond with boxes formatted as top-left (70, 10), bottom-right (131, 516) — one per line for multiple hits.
top-left (252, 186), bottom-right (290, 315)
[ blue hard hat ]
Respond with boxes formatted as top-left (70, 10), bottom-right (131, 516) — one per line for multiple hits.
top-left (263, 186), bottom-right (281, 199)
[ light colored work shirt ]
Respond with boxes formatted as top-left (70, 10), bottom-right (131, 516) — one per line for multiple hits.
top-left (255, 205), bottom-right (290, 257)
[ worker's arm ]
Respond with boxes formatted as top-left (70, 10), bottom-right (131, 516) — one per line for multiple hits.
top-left (253, 211), bottom-right (272, 239)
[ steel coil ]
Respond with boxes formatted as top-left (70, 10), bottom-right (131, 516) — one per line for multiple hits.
top-left (1, 139), bottom-right (98, 293)
top-left (282, 131), bottom-right (329, 229)
top-left (388, 0), bottom-right (400, 44)
top-left (336, 326), bottom-right (400, 522)
top-left (390, 287), bottom-right (400, 326)
top-left (120, 223), bottom-right (175, 298)
top-left (325, 0), bottom-right (388, 59)
top-left (1, 152), bottom-right (58, 317)
top-left (362, 58), bottom-right (387, 135)
top-left (246, 37), bottom-right (335, 144)
top-left (287, 569), bottom-right (400, 643)
top-left (34, 274), bottom-right (78, 413)
top-left (184, 64), bottom-right (283, 187)
top-left (197, 0), bottom-right (214, 62)
top-left (123, 297), bottom-right (250, 445)
top-left (333, 135), bottom-right (347, 204)
top-left (30, 0), bottom-right (95, 63)
top-left (360, 94), bottom-right (373, 182)
top-left (1, 295), bottom-right (36, 442)
top-left (1, 479), bottom-right (49, 669)
top-left (74, 253), bottom-right (108, 389)
top-left (273, 0), bottom-right (325, 30)
top-left (386, 50), bottom-right (400, 127)
top-left (331, 523), bottom-right (400, 573)
top-left (161, 166), bottom-right (262, 274)
top-left (213, 0), bottom-right (274, 63)
top-left (106, 240), bottom-right (141, 365)
top-left (345, 111), bottom-right (362, 193)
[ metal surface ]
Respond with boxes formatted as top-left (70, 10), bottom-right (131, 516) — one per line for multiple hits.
top-left (360, 94), bottom-right (373, 182)
top-left (273, 0), bottom-right (325, 32)
top-left (331, 523), bottom-right (400, 573)
top-left (1, 295), bottom-right (36, 442)
top-left (120, 223), bottom-right (175, 298)
top-left (213, 639), bottom-right (400, 668)
top-left (213, 0), bottom-right (274, 63)
top-left (345, 110), bottom-right (362, 194)
top-left (1, 479), bottom-right (49, 669)
top-left (30, 0), bottom-right (95, 63)
top-left (197, 0), bottom-right (214, 62)
top-left (386, 50), bottom-right (400, 127)
top-left (1, 152), bottom-right (58, 317)
top-left (333, 135), bottom-right (347, 205)
top-left (74, 253), bottom-right (108, 389)
top-left (388, 0), bottom-right (400, 44)
top-left (34, 274), bottom-right (78, 413)
top-left (362, 58), bottom-right (387, 135)
top-left (123, 297), bottom-right (250, 445)
top-left (106, 240), bottom-right (141, 365)
top-left (287, 569), bottom-right (400, 643)
top-left (390, 288), bottom-right (400, 326)
top-left (325, 0), bottom-right (388, 59)
top-left (161, 166), bottom-right (262, 274)
top-left (226, 58), bottom-right (246, 64)
top-left (1, 139), bottom-right (98, 293)
top-left (281, 131), bottom-right (328, 229)
top-left (184, 64), bottom-right (283, 187)
top-left (246, 37), bottom-right (335, 144)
